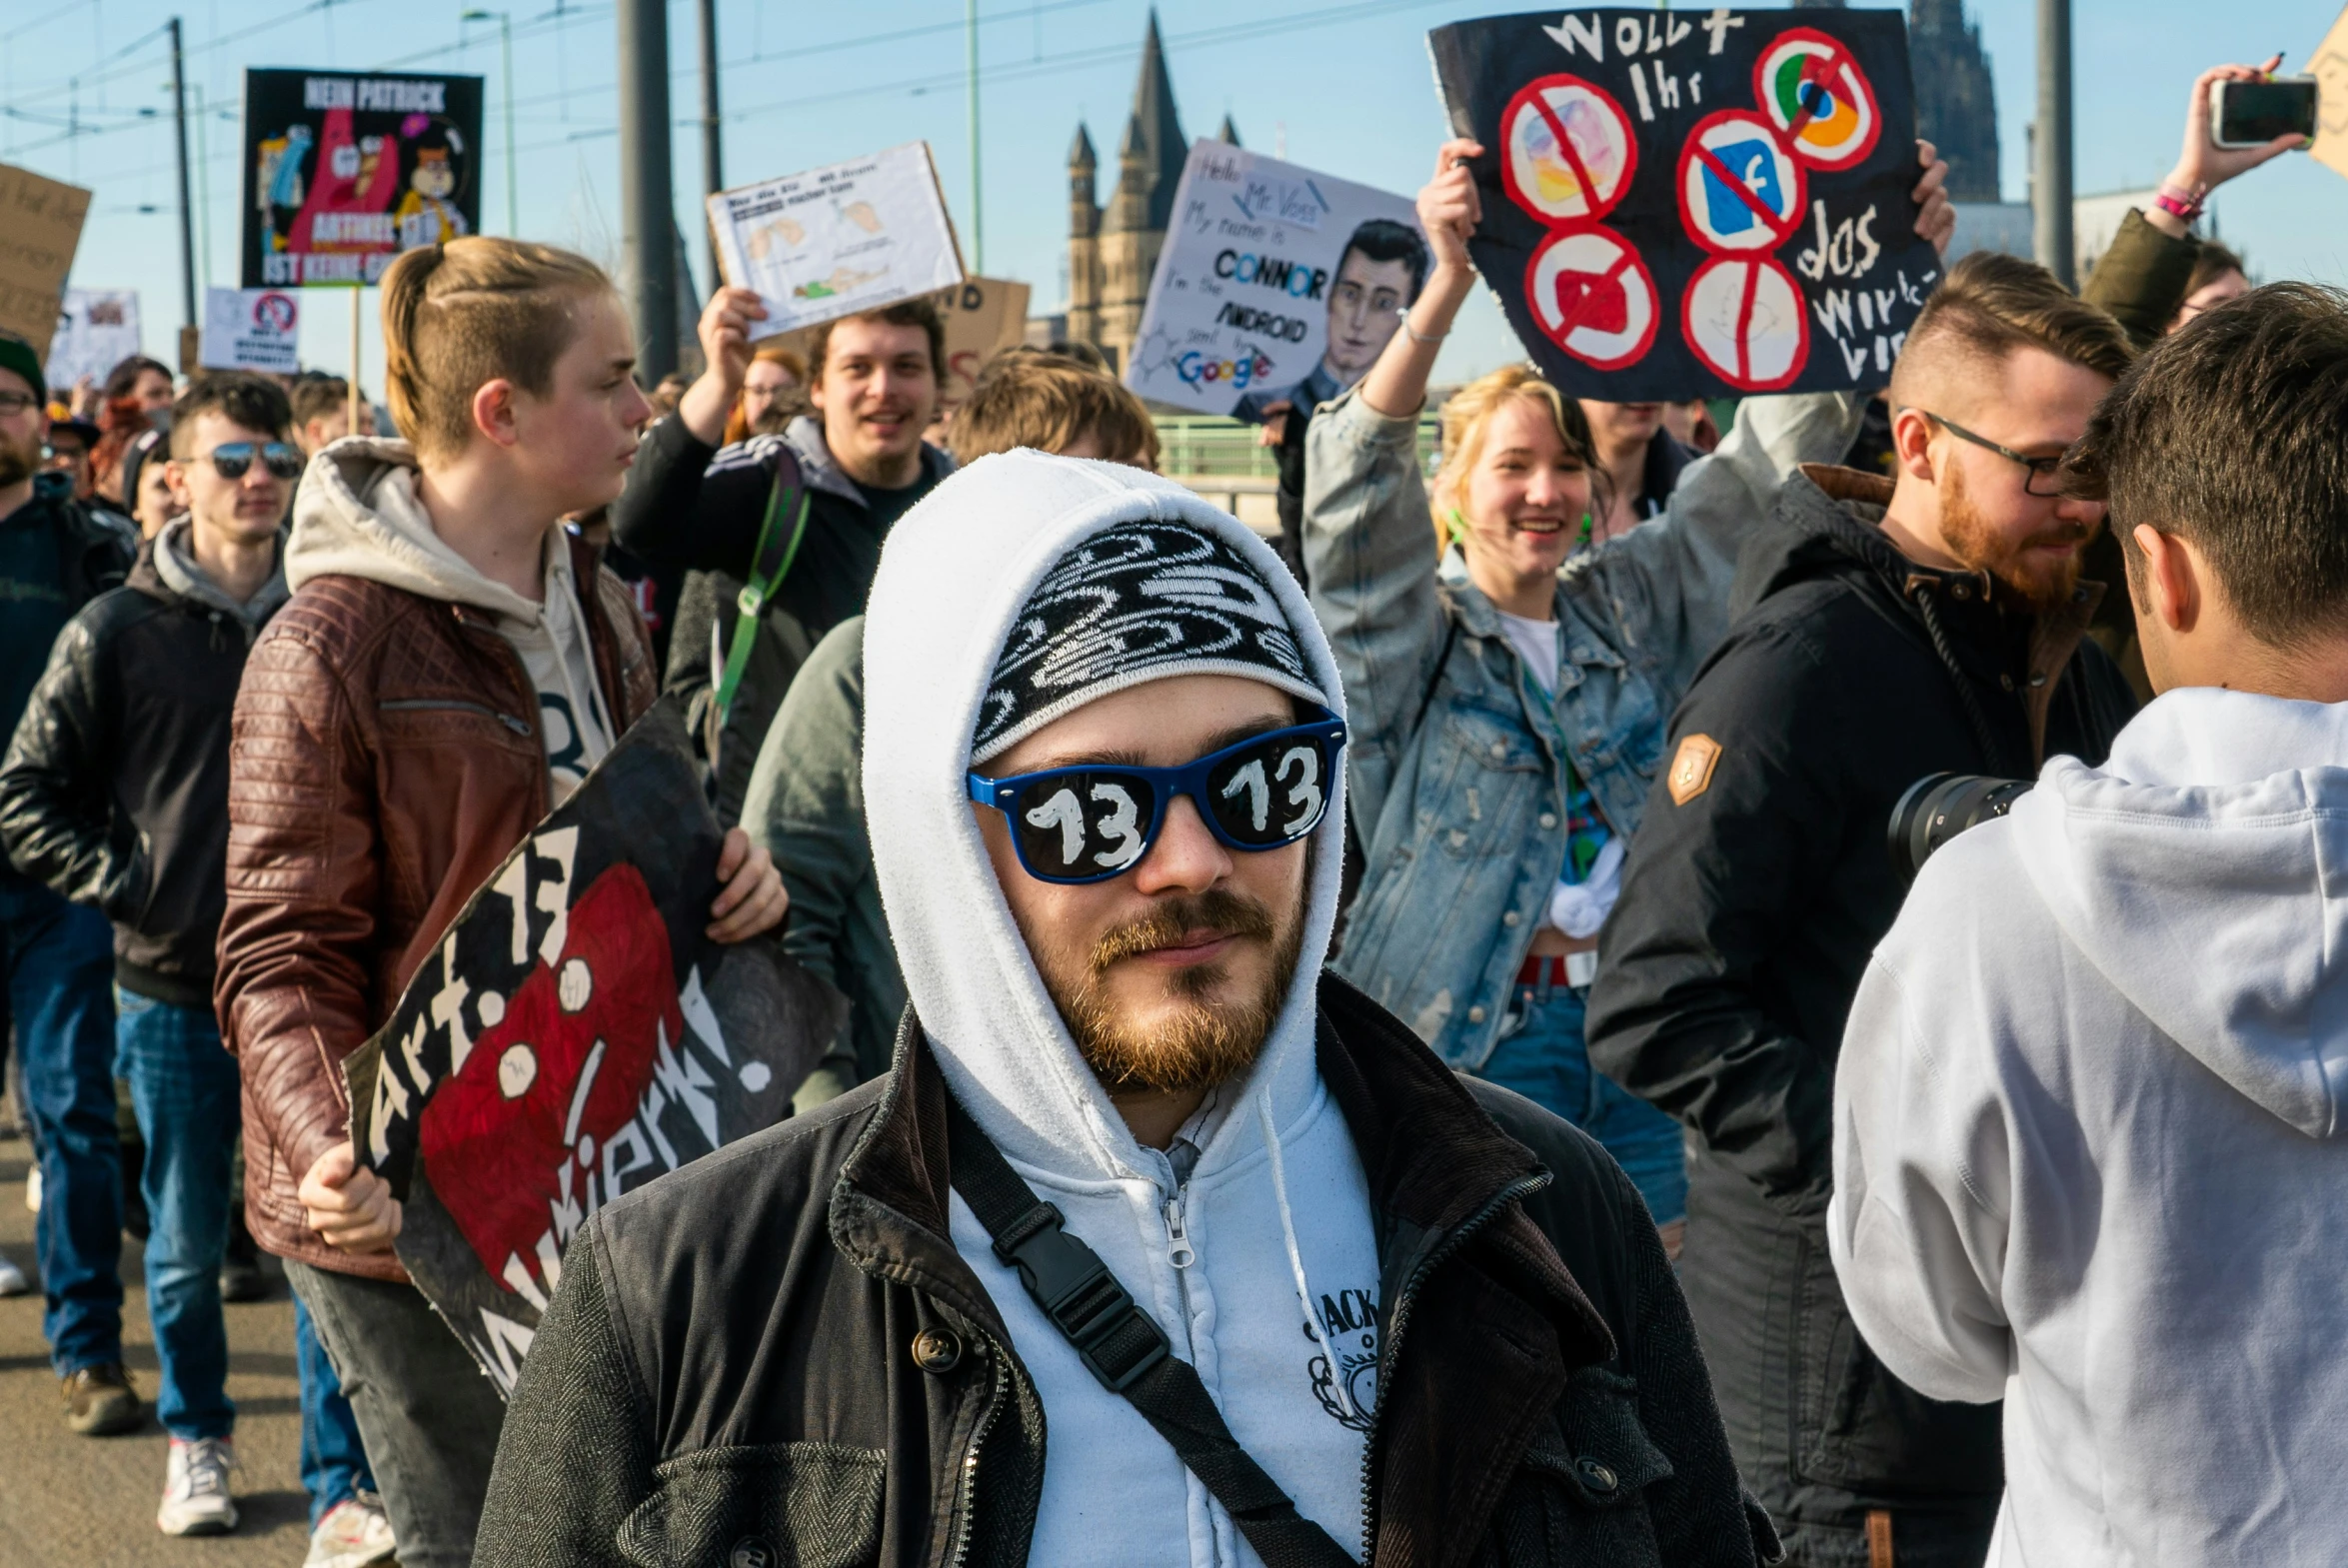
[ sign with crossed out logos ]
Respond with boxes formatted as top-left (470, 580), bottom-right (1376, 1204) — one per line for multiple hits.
top-left (1429, 8), bottom-right (1935, 399)
top-left (344, 697), bottom-right (845, 1393)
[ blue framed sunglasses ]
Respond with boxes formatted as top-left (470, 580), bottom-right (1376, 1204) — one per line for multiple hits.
top-left (969, 712), bottom-right (1347, 884)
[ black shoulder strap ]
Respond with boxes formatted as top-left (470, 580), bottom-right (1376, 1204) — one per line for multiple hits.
top-left (1410, 612), bottom-right (1462, 741)
top-left (943, 1094), bottom-right (1359, 1568)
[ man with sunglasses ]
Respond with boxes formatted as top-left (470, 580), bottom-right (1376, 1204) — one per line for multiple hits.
top-left (1585, 252), bottom-right (2143, 1565)
top-left (0, 373), bottom-right (299, 1533)
top-left (477, 455), bottom-right (1773, 1567)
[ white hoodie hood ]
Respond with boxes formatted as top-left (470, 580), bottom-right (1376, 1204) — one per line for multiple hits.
top-left (862, 451), bottom-right (1375, 1567)
top-left (287, 437), bottom-right (617, 798)
top-left (1831, 688), bottom-right (2348, 1565)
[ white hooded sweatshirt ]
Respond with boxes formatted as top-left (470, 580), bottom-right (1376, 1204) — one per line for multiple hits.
top-left (1830, 688), bottom-right (2348, 1566)
top-left (861, 451), bottom-right (1378, 1568)
top-left (285, 437), bottom-right (617, 800)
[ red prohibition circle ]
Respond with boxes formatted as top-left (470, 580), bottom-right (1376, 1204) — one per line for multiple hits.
top-left (1679, 254), bottom-right (1810, 392)
top-left (1498, 73), bottom-right (1641, 226)
top-left (1523, 224), bottom-right (1659, 372)
top-left (1752, 27), bottom-right (1883, 173)
top-left (1675, 110), bottom-right (1807, 256)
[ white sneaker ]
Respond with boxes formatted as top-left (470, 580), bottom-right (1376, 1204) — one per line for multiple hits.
top-left (24, 1163), bottom-right (39, 1212)
top-left (157, 1436), bottom-right (239, 1536)
top-left (304, 1492), bottom-right (397, 1568)
top-left (0, 1254), bottom-right (26, 1296)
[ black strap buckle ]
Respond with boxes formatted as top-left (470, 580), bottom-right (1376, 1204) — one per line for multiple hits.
top-left (993, 1202), bottom-right (1171, 1393)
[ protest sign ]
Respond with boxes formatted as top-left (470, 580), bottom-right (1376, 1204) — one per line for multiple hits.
top-left (46, 289), bottom-right (141, 393)
top-left (201, 287), bottom-right (302, 373)
top-left (345, 699), bottom-right (844, 1391)
top-left (1125, 142), bottom-right (1426, 420)
top-left (2311, 3), bottom-right (2348, 184)
top-left (0, 162), bottom-right (91, 362)
top-left (240, 68), bottom-right (485, 288)
top-left (938, 275), bottom-right (1033, 420)
top-left (708, 143), bottom-right (965, 340)
top-left (1429, 8), bottom-right (1938, 399)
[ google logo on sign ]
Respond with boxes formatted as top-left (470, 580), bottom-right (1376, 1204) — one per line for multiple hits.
top-left (1175, 349), bottom-right (1275, 389)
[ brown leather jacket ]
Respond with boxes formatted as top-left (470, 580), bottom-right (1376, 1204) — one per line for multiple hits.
top-left (217, 533), bottom-right (657, 1281)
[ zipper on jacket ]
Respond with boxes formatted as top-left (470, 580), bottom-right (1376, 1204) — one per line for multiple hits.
top-left (378, 697), bottom-right (533, 736)
top-left (947, 1330), bottom-right (1015, 1568)
top-left (1355, 1171), bottom-right (1550, 1562)
top-left (1164, 1192), bottom-right (1195, 1270)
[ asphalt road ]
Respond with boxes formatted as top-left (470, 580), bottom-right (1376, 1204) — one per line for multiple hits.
top-left (0, 1115), bottom-right (318, 1567)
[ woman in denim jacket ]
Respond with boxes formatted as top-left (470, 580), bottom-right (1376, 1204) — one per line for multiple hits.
top-left (1304, 138), bottom-right (1952, 1243)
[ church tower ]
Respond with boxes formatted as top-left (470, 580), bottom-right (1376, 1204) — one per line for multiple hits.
top-left (1910, 0), bottom-right (2001, 201)
top-left (1066, 9), bottom-right (1189, 372)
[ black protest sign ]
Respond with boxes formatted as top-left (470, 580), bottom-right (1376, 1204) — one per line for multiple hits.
top-left (240, 69), bottom-right (485, 288)
top-left (344, 698), bottom-right (845, 1392)
top-left (1429, 8), bottom-right (1937, 400)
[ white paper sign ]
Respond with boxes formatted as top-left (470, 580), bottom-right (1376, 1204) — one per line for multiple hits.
top-left (1126, 142), bottom-right (1427, 420)
top-left (46, 289), bottom-right (142, 392)
top-left (707, 142), bottom-right (965, 340)
top-left (200, 287), bottom-right (302, 373)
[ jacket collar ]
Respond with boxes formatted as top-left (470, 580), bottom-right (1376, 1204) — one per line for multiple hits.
top-left (140, 519), bottom-right (291, 629)
top-left (783, 414), bottom-right (957, 509)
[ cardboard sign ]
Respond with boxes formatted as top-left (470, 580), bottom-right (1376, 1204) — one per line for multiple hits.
top-left (345, 699), bottom-right (844, 1392)
top-left (937, 275), bottom-right (1033, 420)
top-left (240, 68), bottom-right (486, 287)
top-left (46, 289), bottom-right (142, 393)
top-left (201, 287), bottom-right (303, 373)
top-left (0, 162), bottom-right (92, 363)
top-left (1125, 142), bottom-right (1427, 420)
top-left (1429, 8), bottom-right (1938, 399)
top-left (2311, 3), bottom-right (2348, 185)
top-left (708, 142), bottom-right (966, 340)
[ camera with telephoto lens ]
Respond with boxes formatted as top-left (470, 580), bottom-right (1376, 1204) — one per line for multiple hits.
top-left (1887, 774), bottom-right (2032, 885)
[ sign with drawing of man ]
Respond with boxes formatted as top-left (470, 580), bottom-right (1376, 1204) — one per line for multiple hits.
top-left (1127, 143), bottom-right (1426, 420)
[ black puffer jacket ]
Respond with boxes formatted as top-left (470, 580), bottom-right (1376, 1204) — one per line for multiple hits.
top-left (476, 975), bottom-right (1779, 1568)
top-left (0, 528), bottom-right (286, 1007)
top-left (1585, 466), bottom-right (2136, 1567)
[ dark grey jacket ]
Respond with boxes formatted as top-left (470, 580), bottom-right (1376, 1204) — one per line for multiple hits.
top-left (475, 975), bottom-right (1779, 1568)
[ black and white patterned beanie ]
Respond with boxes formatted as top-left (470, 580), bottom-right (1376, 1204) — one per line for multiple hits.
top-left (972, 519), bottom-right (1327, 766)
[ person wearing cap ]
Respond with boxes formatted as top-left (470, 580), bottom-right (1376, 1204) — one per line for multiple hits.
top-left (43, 416), bottom-right (102, 502)
top-left (120, 426), bottom-right (180, 539)
top-left (0, 328), bottom-right (139, 1420)
top-left (474, 454), bottom-right (1776, 1568)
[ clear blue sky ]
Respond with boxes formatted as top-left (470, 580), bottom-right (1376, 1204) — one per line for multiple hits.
top-left (6, 0), bottom-right (2344, 392)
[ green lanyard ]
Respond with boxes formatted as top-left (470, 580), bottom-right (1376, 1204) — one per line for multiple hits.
top-left (713, 467), bottom-right (812, 724)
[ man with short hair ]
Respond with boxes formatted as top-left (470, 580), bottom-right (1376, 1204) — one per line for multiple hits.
top-left (476, 454), bottom-right (1774, 1568)
top-left (1586, 252), bottom-right (2144, 1566)
top-left (290, 375), bottom-right (375, 455)
top-left (0, 329), bottom-right (138, 1413)
top-left (1831, 283), bottom-right (2348, 1564)
top-left (1240, 218), bottom-right (1431, 587)
top-left (742, 351), bottom-right (1161, 1111)
top-left (613, 290), bottom-right (953, 820)
top-left (1, 373), bottom-right (304, 1536)
top-left (44, 417), bottom-right (101, 501)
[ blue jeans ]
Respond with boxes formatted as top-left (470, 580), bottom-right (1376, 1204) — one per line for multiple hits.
top-left (1478, 976), bottom-right (1688, 1225)
top-left (297, 1294), bottom-right (378, 1525)
top-left (0, 877), bottom-right (122, 1372)
top-left (115, 987), bottom-right (240, 1439)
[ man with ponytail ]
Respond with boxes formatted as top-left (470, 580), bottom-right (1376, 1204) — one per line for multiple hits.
top-left (215, 237), bottom-right (787, 1567)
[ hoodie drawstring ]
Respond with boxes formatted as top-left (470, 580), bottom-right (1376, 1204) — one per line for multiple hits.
top-left (1257, 1089), bottom-right (1359, 1425)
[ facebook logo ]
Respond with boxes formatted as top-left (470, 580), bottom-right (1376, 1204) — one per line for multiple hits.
top-left (1701, 138), bottom-right (1785, 235)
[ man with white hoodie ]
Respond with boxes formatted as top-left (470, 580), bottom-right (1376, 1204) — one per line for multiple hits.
top-left (1830, 281), bottom-right (2348, 1564)
top-left (474, 451), bottom-right (1776, 1568)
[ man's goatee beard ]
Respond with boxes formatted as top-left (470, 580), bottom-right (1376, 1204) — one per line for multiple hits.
top-left (1048, 888), bottom-right (1305, 1095)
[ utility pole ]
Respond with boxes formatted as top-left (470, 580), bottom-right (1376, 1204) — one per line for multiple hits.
top-left (967, 0), bottom-right (983, 271)
top-left (616, 0), bottom-right (678, 381)
top-left (697, 0), bottom-right (722, 295)
top-left (169, 17), bottom-right (196, 333)
top-left (462, 12), bottom-right (518, 235)
top-left (2033, 0), bottom-right (2073, 288)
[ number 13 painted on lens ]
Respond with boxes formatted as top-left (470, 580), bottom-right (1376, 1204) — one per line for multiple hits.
top-left (1220, 745), bottom-right (1324, 836)
top-left (1026, 783), bottom-right (1147, 870)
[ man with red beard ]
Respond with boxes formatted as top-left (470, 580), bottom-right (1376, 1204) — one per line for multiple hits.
top-left (476, 454), bottom-right (1780, 1567)
top-left (1585, 251), bottom-right (2141, 1568)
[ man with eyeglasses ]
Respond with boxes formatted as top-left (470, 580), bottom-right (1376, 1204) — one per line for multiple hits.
top-left (0, 372), bottom-right (299, 1533)
top-left (475, 456), bottom-right (1774, 1568)
top-left (0, 330), bottom-right (137, 1382)
top-left (1583, 251), bottom-right (2145, 1566)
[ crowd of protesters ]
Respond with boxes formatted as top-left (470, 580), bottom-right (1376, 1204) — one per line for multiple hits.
top-left (0, 50), bottom-right (2340, 1568)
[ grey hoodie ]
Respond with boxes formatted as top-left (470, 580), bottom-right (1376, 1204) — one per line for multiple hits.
top-left (1832, 687), bottom-right (2348, 1564)
top-left (286, 436), bottom-right (616, 800)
